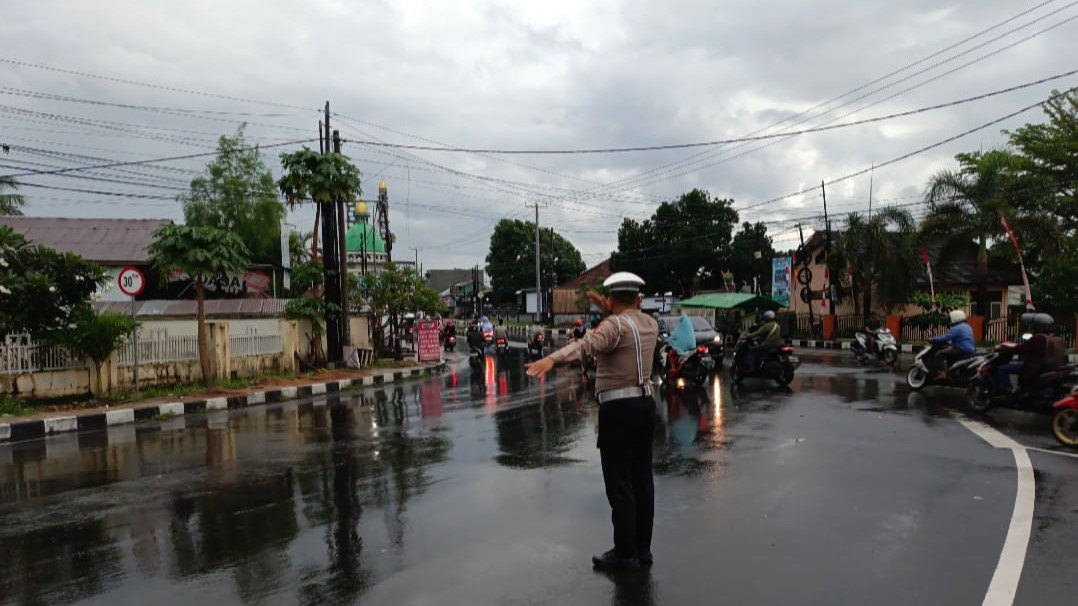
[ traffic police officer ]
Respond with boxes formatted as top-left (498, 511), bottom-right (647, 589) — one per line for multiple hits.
top-left (526, 271), bottom-right (659, 572)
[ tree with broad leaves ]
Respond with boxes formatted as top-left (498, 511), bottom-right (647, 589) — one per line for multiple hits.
top-left (358, 264), bottom-right (448, 359)
top-left (148, 225), bottom-right (250, 385)
top-left (0, 176), bottom-right (26, 216)
top-left (181, 126), bottom-right (286, 265)
top-left (485, 219), bottom-right (585, 305)
top-left (0, 226), bottom-right (106, 339)
top-left (278, 147), bottom-right (363, 263)
top-left (611, 189), bottom-right (738, 297)
top-left (1005, 89), bottom-right (1078, 235)
top-left (726, 222), bottom-right (775, 294)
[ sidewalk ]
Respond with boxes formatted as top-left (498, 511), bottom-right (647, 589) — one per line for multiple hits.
top-left (1, 360), bottom-right (449, 445)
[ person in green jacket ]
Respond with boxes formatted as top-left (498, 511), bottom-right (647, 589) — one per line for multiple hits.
top-left (743, 310), bottom-right (782, 370)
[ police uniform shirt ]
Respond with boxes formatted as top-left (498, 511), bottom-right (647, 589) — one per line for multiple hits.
top-left (550, 309), bottom-right (658, 393)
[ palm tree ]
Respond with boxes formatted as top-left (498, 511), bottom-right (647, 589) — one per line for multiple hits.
top-left (921, 150), bottom-right (1025, 316)
top-left (0, 176), bottom-right (26, 216)
top-left (832, 207), bottom-right (919, 316)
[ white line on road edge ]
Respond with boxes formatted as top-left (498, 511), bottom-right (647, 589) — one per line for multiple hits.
top-left (957, 417), bottom-right (1035, 606)
top-left (1025, 445), bottom-right (1078, 460)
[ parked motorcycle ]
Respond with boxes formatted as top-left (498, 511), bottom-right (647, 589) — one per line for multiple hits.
top-left (527, 332), bottom-right (545, 358)
top-left (851, 328), bottom-right (899, 366)
top-left (655, 342), bottom-right (715, 386)
top-left (1051, 387), bottom-right (1078, 448)
top-left (966, 340), bottom-right (1078, 414)
top-left (906, 342), bottom-right (992, 391)
top-left (729, 336), bottom-right (799, 386)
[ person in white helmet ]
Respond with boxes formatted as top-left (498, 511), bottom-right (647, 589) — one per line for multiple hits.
top-left (929, 309), bottom-right (975, 379)
top-left (526, 271), bottom-right (659, 572)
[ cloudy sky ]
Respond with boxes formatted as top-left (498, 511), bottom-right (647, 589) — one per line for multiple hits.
top-left (2, 0), bottom-right (1076, 270)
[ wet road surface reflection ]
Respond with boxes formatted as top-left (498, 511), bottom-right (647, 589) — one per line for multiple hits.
top-left (0, 350), bottom-right (1073, 605)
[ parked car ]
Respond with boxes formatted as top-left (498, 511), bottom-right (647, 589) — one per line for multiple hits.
top-left (659, 315), bottom-right (724, 365)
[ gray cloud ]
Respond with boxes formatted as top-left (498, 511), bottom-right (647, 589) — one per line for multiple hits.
top-left (1, 0), bottom-right (1075, 270)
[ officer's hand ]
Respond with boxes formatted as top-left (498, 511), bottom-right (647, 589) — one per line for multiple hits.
top-left (586, 290), bottom-right (612, 314)
top-left (526, 357), bottom-right (555, 377)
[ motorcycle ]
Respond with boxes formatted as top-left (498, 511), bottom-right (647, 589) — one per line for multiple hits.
top-left (851, 328), bottom-right (899, 366)
top-left (483, 329), bottom-right (494, 349)
top-left (494, 336), bottom-right (510, 356)
top-left (655, 342), bottom-right (715, 386)
top-left (468, 344), bottom-right (484, 368)
top-left (906, 342), bottom-right (992, 391)
top-left (443, 333), bottom-right (457, 352)
top-left (729, 336), bottom-right (799, 386)
top-left (966, 340), bottom-right (1078, 414)
top-left (1051, 387), bottom-right (1078, 448)
top-left (527, 332), bottom-right (545, 358)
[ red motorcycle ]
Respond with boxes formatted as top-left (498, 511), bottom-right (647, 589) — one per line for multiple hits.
top-left (1051, 388), bottom-right (1078, 448)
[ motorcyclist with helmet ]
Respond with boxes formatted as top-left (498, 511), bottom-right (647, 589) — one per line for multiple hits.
top-left (571, 318), bottom-right (587, 341)
top-left (996, 313), bottom-right (1060, 393)
top-left (442, 319), bottom-right (456, 341)
top-left (742, 310), bottom-right (783, 371)
top-left (861, 311), bottom-right (883, 355)
top-left (930, 310), bottom-right (976, 380)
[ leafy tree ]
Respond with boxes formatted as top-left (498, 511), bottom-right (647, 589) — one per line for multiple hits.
top-left (909, 290), bottom-right (969, 313)
top-left (288, 230), bottom-right (313, 265)
top-left (485, 220), bottom-right (585, 304)
top-left (611, 189), bottom-right (738, 296)
top-left (726, 222), bottom-right (775, 293)
top-left (1006, 89), bottom-right (1078, 234)
top-left (181, 126), bottom-right (286, 265)
top-left (921, 150), bottom-right (1057, 316)
top-left (148, 225), bottom-right (250, 384)
top-left (57, 308), bottom-right (136, 395)
top-left (0, 176), bottom-right (26, 216)
top-left (0, 226), bottom-right (106, 338)
top-left (359, 264), bottom-right (448, 358)
top-left (1032, 236), bottom-right (1078, 317)
top-left (830, 207), bottom-right (920, 316)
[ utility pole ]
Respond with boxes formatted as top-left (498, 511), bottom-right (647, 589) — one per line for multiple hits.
top-left (320, 101), bottom-right (342, 364)
top-left (821, 180), bottom-right (836, 315)
top-left (526, 201), bottom-right (541, 323)
top-left (867, 163), bottom-right (875, 220)
top-left (333, 129), bottom-right (350, 349)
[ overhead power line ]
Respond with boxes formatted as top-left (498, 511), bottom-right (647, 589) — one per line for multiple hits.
top-left (338, 70), bottom-right (1078, 155)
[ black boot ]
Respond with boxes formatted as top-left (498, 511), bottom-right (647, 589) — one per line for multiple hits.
top-left (592, 549), bottom-right (640, 572)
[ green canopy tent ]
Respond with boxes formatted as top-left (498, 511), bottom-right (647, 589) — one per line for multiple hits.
top-left (677, 293), bottom-right (783, 311)
top-left (676, 293), bottom-right (784, 335)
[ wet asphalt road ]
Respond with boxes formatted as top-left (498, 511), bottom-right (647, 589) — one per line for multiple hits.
top-left (0, 351), bottom-right (1075, 605)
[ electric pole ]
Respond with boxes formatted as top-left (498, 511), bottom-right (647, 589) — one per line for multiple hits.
top-left (526, 201), bottom-right (541, 323)
top-left (320, 101), bottom-right (342, 364)
top-left (821, 180), bottom-right (836, 315)
top-left (333, 129), bottom-right (350, 349)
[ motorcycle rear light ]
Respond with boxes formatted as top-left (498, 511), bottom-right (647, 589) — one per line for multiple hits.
top-left (697, 346), bottom-right (708, 353)
top-left (537, 335), bottom-right (543, 340)
top-left (780, 346), bottom-right (794, 353)
top-left (497, 339), bottom-right (506, 344)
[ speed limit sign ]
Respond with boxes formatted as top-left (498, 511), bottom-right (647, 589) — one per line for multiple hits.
top-left (117, 266), bottom-right (146, 297)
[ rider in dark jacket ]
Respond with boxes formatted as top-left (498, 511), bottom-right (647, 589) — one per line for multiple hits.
top-left (744, 311), bottom-right (782, 369)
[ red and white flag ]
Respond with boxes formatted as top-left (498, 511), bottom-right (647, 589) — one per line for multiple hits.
top-left (920, 246), bottom-right (936, 311)
top-left (1000, 215), bottom-right (1034, 310)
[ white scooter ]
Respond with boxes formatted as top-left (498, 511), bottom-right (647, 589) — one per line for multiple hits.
top-left (851, 328), bottom-right (899, 366)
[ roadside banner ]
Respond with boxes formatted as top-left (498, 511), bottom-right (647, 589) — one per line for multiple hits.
top-left (417, 320), bottom-right (442, 363)
top-left (771, 257), bottom-right (791, 307)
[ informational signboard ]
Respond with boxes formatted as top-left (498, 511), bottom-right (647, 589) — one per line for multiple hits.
top-left (416, 320), bottom-right (442, 363)
top-left (771, 257), bottom-right (791, 308)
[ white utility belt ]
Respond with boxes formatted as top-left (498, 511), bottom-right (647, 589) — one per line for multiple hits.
top-left (597, 384), bottom-right (652, 404)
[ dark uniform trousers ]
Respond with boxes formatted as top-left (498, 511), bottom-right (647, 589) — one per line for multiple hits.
top-left (598, 395), bottom-right (656, 558)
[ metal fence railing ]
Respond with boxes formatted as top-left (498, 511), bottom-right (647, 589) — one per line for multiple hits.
top-left (0, 333), bottom-right (86, 375)
top-left (230, 332), bottom-right (283, 357)
top-left (115, 334), bottom-right (199, 366)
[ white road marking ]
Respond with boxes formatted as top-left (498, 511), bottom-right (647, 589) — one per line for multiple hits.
top-left (956, 417), bottom-right (1035, 606)
top-left (1025, 445), bottom-right (1078, 460)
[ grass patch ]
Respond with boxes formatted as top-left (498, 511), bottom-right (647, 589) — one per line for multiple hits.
top-left (0, 396), bottom-right (31, 417)
top-left (367, 358), bottom-right (421, 370)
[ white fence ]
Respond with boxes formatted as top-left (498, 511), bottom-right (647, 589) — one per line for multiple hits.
top-left (115, 334), bottom-right (199, 366)
top-left (230, 331), bottom-right (283, 357)
top-left (0, 333), bottom-right (86, 375)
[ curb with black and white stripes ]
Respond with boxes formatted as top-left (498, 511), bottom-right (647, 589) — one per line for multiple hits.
top-left (792, 339), bottom-right (1078, 363)
top-left (0, 363), bottom-right (446, 445)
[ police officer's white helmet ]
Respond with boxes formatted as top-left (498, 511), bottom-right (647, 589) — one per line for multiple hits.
top-left (762, 310), bottom-right (776, 321)
top-left (949, 309), bottom-right (967, 324)
top-left (603, 272), bottom-right (646, 292)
